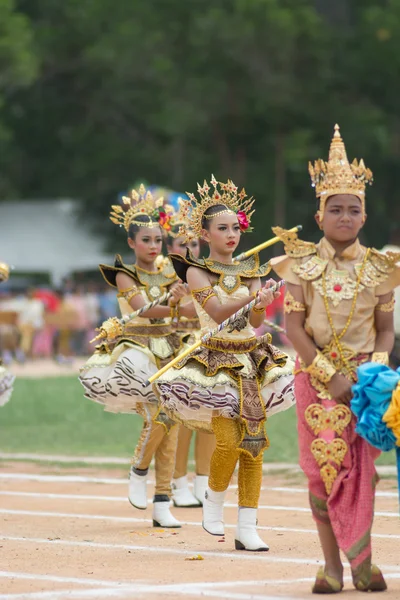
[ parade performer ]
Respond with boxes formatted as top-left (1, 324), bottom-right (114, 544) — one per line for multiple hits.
top-left (165, 214), bottom-right (216, 507)
top-left (153, 175), bottom-right (295, 551)
top-left (0, 261), bottom-right (15, 407)
top-left (79, 185), bottom-right (189, 528)
top-left (272, 124), bottom-right (400, 592)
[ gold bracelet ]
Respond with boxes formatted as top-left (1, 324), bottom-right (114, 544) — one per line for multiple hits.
top-left (305, 351), bottom-right (336, 384)
top-left (252, 304), bottom-right (266, 314)
top-left (376, 297), bottom-right (395, 313)
top-left (371, 351), bottom-right (389, 365)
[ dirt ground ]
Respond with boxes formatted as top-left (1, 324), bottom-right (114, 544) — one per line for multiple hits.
top-left (0, 461), bottom-right (399, 600)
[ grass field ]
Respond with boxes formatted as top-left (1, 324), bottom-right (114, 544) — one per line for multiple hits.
top-left (0, 376), bottom-right (397, 465)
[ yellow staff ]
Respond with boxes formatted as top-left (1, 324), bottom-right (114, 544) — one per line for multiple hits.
top-left (234, 224), bottom-right (302, 261)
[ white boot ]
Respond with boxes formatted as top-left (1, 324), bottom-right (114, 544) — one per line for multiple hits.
top-left (128, 469), bottom-right (147, 510)
top-left (193, 475), bottom-right (208, 505)
top-left (172, 475), bottom-right (201, 507)
top-left (202, 488), bottom-right (225, 536)
top-left (235, 508), bottom-right (269, 551)
top-left (152, 501), bottom-right (181, 528)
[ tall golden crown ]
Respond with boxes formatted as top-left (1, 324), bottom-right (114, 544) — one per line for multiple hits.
top-left (110, 184), bottom-right (164, 232)
top-left (178, 174), bottom-right (255, 242)
top-left (0, 262), bottom-right (10, 283)
top-left (309, 124), bottom-right (373, 219)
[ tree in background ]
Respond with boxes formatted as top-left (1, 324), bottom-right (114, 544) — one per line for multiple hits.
top-left (0, 0), bottom-right (37, 196)
top-left (2, 0), bottom-right (399, 249)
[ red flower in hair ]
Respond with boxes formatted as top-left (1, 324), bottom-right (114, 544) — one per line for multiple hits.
top-left (158, 211), bottom-right (172, 231)
top-left (237, 210), bottom-right (249, 231)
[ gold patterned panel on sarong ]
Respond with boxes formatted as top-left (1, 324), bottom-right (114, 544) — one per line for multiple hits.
top-left (305, 404), bottom-right (352, 436)
top-left (311, 438), bottom-right (349, 494)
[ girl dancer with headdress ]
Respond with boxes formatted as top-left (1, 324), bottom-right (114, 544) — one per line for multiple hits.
top-left (79, 185), bottom-right (189, 527)
top-left (163, 209), bottom-right (216, 507)
top-left (0, 261), bottom-right (15, 407)
top-left (154, 176), bottom-right (295, 551)
top-left (272, 125), bottom-right (400, 592)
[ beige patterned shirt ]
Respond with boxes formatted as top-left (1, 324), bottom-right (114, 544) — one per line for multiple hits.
top-left (272, 236), bottom-right (400, 354)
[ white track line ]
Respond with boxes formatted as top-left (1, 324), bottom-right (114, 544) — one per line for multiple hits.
top-left (0, 473), bottom-right (397, 499)
top-left (0, 493), bottom-right (398, 539)
top-left (0, 571), bottom-right (135, 587)
top-left (0, 534), bottom-right (346, 565)
top-left (0, 453), bottom-right (304, 472)
top-left (1, 570), bottom-right (400, 600)
top-left (0, 590), bottom-right (297, 600)
top-left (1, 487), bottom-right (398, 500)
top-left (2, 535), bottom-right (400, 572)
top-left (0, 453), bottom-right (130, 465)
top-left (1, 500), bottom-right (398, 522)
top-left (0, 590), bottom-right (138, 600)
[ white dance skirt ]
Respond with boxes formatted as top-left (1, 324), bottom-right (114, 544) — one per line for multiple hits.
top-left (79, 341), bottom-right (159, 414)
top-left (0, 365), bottom-right (15, 407)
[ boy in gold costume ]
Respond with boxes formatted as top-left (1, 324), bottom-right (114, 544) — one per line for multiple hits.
top-left (272, 125), bottom-right (400, 592)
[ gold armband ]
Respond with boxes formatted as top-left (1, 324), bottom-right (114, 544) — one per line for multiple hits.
top-left (284, 289), bottom-right (306, 314)
top-left (117, 285), bottom-right (140, 303)
top-left (306, 352), bottom-right (336, 385)
top-left (371, 351), bottom-right (389, 365)
top-left (191, 286), bottom-right (216, 308)
top-left (376, 296), bottom-right (395, 313)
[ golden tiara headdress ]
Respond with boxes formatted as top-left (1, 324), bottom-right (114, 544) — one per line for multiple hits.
top-left (0, 262), bottom-right (10, 283)
top-left (110, 184), bottom-right (166, 232)
top-left (309, 124), bottom-right (373, 220)
top-left (177, 174), bottom-right (255, 242)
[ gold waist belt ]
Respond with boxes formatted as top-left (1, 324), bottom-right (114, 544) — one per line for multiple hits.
top-left (175, 319), bottom-right (200, 332)
top-left (124, 323), bottom-right (174, 337)
top-left (202, 336), bottom-right (257, 353)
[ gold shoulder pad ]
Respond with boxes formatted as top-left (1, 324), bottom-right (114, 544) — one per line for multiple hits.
top-left (355, 248), bottom-right (400, 288)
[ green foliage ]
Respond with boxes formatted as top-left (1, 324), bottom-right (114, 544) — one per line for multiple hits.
top-left (0, 0), bottom-right (37, 195)
top-left (1, 0), bottom-right (399, 247)
top-left (0, 376), bottom-right (301, 460)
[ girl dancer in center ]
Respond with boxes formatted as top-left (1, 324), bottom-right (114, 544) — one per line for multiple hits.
top-left (165, 215), bottom-right (216, 508)
top-left (79, 185), bottom-right (189, 528)
top-left (154, 176), bottom-right (295, 551)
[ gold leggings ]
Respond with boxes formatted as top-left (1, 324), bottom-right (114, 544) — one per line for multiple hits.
top-left (132, 403), bottom-right (179, 497)
top-left (173, 426), bottom-right (216, 478)
top-left (209, 416), bottom-right (264, 508)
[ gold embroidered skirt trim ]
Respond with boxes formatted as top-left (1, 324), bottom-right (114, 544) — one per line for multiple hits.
top-left (175, 318), bottom-right (201, 332)
top-left (202, 336), bottom-right (258, 353)
top-left (98, 328), bottom-right (189, 363)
